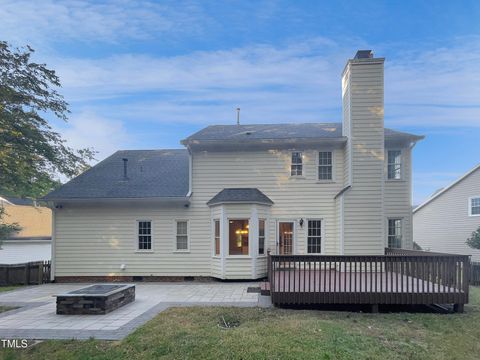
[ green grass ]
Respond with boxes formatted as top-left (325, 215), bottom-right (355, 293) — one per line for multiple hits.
top-left (0, 286), bottom-right (23, 293)
top-left (2, 287), bottom-right (480, 360)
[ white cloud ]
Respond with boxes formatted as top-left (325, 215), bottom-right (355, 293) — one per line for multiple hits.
top-left (0, 0), bottom-right (208, 46)
top-left (58, 111), bottom-right (131, 162)
top-left (46, 36), bottom-right (480, 128)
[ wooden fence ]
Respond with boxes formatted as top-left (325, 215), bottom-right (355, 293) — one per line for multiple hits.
top-left (472, 262), bottom-right (480, 286)
top-left (0, 261), bottom-right (51, 286)
top-left (267, 249), bottom-right (470, 311)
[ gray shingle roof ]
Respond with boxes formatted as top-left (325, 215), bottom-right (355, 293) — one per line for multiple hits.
top-left (207, 188), bottom-right (274, 206)
top-left (182, 123), bottom-right (423, 144)
top-left (0, 196), bottom-right (35, 206)
top-left (43, 149), bottom-right (189, 201)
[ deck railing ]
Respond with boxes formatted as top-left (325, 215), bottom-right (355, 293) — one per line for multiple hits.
top-left (267, 250), bottom-right (470, 309)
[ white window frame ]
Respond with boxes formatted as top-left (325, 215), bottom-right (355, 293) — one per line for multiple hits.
top-left (306, 218), bottom-right (324, 254)
top-left (213, 219), bottom-right (221, 257)
top-left (136, 219), bottom-right (153, 252)
top-left (227, 218), bottom-right (250, 257)
top-left (469, 196), bottom-right (480, 217)
top-left (174, 219), bottom-right (190, 252)
top-left (387, 149), bottom-right (403, 180)
top-left (290, 151), bottom-right (303, 177)
top-left (317, 151), bottom-right (334, 182)
top-left (258, 218), bottom-right (266, 256)
top-left (387, 218), bottom-right (403, 249)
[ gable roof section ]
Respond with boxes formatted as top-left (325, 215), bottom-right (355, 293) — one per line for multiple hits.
top-left (43, 149), bottom-right (189, 201)
top-left (0, 196), bottom-right (35, 206)
top-left (207, 188), bottom-right (274, 206)
top-left (413, 163), bottom-right (480, 213)
top-left (182, 123), bottom-right (423, 148)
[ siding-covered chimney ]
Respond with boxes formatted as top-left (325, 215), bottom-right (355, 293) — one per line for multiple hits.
top-left (340, 50), bottom-right (385, 255)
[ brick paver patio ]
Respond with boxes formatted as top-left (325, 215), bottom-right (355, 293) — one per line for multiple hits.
top-left (0, 282), bottom-right (264, 340)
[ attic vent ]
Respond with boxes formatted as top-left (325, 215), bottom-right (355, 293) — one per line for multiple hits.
top-left (354, 50), bottom-right (373, 59)
top-left (122, 158), bottom-right (128, 180)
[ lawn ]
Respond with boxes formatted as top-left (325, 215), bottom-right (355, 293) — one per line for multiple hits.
top-left (2, 287), bottom-right (480, 360)
top-left (0, 286), bottom-right (23, 293)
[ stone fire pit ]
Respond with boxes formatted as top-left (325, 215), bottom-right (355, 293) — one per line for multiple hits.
top-left (55, 284), bottom-right (135, 315)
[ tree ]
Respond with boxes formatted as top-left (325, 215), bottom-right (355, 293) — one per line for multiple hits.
top-left (466, 226), bottom-right (480, 250)
top-left (0, 207), bottom-right (20, 246)
top-left (0, 41), bottom-right (96, 241)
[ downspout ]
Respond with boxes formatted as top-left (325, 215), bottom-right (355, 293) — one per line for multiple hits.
top-left (186, 147), bottom-right (192, 197)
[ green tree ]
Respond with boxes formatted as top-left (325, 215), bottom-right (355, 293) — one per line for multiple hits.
top-left (466, 226), bottom-right (480, 250)
top-left (0, 41), bottom-right (96, 241)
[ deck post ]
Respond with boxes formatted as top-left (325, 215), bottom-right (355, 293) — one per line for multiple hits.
top-left (453, 304), bottom-right (464, 313)
top-left (371, 304), bottom-right (379, 313)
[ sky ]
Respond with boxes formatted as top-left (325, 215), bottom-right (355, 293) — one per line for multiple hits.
top-left (1, 0), bottom-right (479, 204)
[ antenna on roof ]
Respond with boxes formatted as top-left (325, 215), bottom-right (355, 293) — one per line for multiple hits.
top-left (236, 107), bottom-right (240, 125)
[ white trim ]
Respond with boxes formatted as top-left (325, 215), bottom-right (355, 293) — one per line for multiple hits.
top-left (468, 196), bottom-right (480, 217)
top-left (212, 218), bottom-right (221, 256)
top-left (305, 218), bottom-right (325, 254)
top-left (339, 194), bottom-right (344, 255)
top-left (316, 150), bottom-right (335, 182)
top-left (276, 220), bottom-right (296, 255)
top-left (135, 219), bottom-right (153, 252)
top-left (290, 151), bottom-right (304, 177)
top-left (414, 163), bottom-right (480, 213)
top-left (386, 217), bottom-right (403, 248)
top-left (186, 150), bottom-right (192, 197)
top-left (174, 219), bottom-right (190, 252)
top-left (227, 218), bottom-right (250, 256)
top-left (50, 209), bottom-right (56, 281)
top-left (386, 148), bottom-right (403, 181)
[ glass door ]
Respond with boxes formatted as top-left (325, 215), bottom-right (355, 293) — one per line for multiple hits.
top-left (278, 222), bottom-right (294, 255)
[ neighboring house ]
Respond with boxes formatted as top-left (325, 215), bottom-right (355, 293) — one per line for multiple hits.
top-left (0, 196), bottom-right (52, 264)
top-left (43, 50), bottom-right (423, 281)
top-left (413, 164), bottom-right (480, 261)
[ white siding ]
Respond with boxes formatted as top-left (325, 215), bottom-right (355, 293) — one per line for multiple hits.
top-left (0, 241), bottom-right (51, 264)
top-left (193, 149), bottom-right (345, 257)
top-left (341, 59), bottom-right (386, 255)
top-left (384, 148), bottom-right (413, 249)
top-left (414, 168), bottom-right (480, 261)
top-left (54, 203), bottom-right (211, 277)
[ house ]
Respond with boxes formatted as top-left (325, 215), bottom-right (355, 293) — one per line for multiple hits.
top-left (413, 164), bottom-right (480, 261)
top-left (0, 196), bottom-right (52, 264)
top-left (43, 50), bottom-right (424, 282)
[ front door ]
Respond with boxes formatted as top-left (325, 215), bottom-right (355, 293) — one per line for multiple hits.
top-left (278, 222), bottom-right (294, 255)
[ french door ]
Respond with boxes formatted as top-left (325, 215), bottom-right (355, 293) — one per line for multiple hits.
top-left (278, 221), bottom-right (294, 255)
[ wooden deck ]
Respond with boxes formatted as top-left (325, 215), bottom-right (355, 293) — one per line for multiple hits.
top-left (266, 249), bottom-right (470, 311)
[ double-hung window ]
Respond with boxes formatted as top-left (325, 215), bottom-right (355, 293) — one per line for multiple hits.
top-left (470, 197), bottom-right (480, 216)
top-left (258, 219), bottom-right (265, 255)
top-left (291, 152), bottom-right (303, 176)
top-left (318, 152), bottom-right (333, 180)
top-left (175, 220), bottom-right (189, 251)
top-left (307, 220), bottom-right (322, 254)
top-left (387, 150), bottom-right (402, 180)
top-left (214, 220), bottom-right (220, 255)
top-left (387, 219), bottom-right (402, 248)
top-left (137, 221), bottom-right (152, 251)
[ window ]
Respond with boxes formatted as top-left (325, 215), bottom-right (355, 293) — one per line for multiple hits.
top-left (470, 197), bottom-right (480, 216)
top-left (387, 219), bottom-right (402, 248)
top-left (387, 150), bottom-right (402, 180)
top-left (229, 219), bottom-right (249, 255)
top-left (175, 220), bottom-right (188, 251)
top-left (259, 219), bottom-right (265, 255)
top-left (214, 219), bottom-right (220, 255)
top-left (137, 221), bottom-right (152, 250)
top-left (291, 152), bottom-right (303, 176)
top-left (307, 220), bottom-right (322, 253)
top-left (318, 152), bottom-right (333, 180)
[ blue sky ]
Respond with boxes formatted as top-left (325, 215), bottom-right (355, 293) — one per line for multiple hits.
top-left (1, 0), bottom-right (479, 204)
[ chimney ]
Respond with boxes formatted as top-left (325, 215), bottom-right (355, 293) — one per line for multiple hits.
top-left (122, 158), bottom-right (128, 180)
top-left (340, 50), bottom-right (385, 255)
